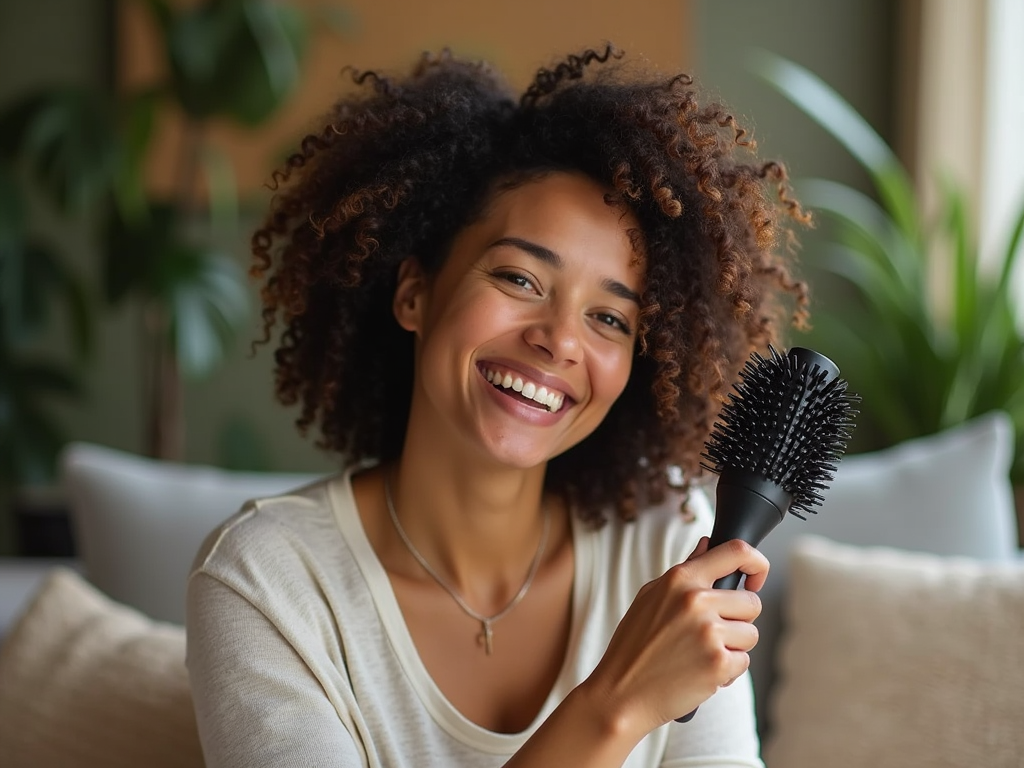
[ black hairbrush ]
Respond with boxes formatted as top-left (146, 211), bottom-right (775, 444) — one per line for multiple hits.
top-left (676, 345), bottom-right (858, 723)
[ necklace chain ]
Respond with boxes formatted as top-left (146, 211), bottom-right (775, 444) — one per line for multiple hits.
top-left (383, 471), bottom-right (551, 655)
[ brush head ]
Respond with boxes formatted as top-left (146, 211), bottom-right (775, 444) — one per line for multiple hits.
top-left (701, 346), bottom-right (859, 519)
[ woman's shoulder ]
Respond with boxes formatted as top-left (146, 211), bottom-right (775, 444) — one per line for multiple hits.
top-left (190, 472), bottom-right (353, 582)
top-left (584, 480), bottom-right (715, 578)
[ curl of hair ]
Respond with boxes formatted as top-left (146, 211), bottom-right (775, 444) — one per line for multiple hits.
top-left (251, 46), bottom-right (810, 523)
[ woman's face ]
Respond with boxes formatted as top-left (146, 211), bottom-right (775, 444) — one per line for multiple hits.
top-left (394, 171), bottom-right (644, 470)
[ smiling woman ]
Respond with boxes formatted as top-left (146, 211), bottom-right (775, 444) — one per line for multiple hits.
top-left (185, 46), bottom-right (809, 768)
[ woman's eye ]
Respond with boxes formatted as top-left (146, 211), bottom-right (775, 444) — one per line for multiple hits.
top-left (496, 271), bottom-right (536, 291)
top-left (594, 313), bottom-right (632, 335)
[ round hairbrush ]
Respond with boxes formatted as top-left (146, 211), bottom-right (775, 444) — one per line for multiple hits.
top-left (676, 345), bottom-right (859, 723)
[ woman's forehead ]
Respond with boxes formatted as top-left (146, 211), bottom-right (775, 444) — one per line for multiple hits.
top-left (479, 172), bottom-right (641, 252)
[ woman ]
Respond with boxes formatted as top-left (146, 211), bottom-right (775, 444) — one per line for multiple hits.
top-left (186, 46), bottom-right (809, 767)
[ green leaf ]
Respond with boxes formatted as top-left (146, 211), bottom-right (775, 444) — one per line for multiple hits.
top-left (103, 201), bottom-right (177, 304)
top-left (222, 2), bottom-right (308, 125)
top-left (59, 266), bottom-right (95, 361)
top-left (798, 179), bottom-right (924, 302)
top-left (0, 165), bottom-right (93, 359)
top-left (750, 49), bottom-right (920, 245)
top-left (0, 235), bottom-right (92, 358)
top-left (242, 1), bottom-right (304, 100)
top-left (0, 92), bottom-right (49, 163)
top-left (164, 0), bottom-right (307, 124)
top-left (113, 88), bottom-right (161, 221)
top-left (0, 349), bottom-right (81, 487)
top-left (3, 402), bottom-right (66, 486)
top-left (939, 176), bottom-right (977, 348)
top-left (2, 242), bottom-right (60, 342)
top-left (172, 281), bottom-right (222, 376)
top-left (154, 245), bottom-right (250, 378)
top-left (800, 312), bottom-right (922, 445)
top-left (994, 191), bottom-right (1024, 298)
top-left (0, 165), bottom-right (28, 245)
top-left (21, 87), bottom-right (120, 213)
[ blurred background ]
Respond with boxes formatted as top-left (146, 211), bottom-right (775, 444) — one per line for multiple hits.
top-left (2, 0), bottom-right (1022, 555)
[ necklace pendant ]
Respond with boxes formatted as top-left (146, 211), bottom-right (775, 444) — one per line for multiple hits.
top-left (478, 621), bottom-right (493, 655)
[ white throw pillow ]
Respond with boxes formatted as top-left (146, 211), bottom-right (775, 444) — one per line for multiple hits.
top-left (763, 535), bottom-right (1024, 768)
top-left (0, 569), bottom-right (202, 768)
top-left (748, 411), bottom-right (1019, 732)
top-left (61, 442), bottom-right (323, 624)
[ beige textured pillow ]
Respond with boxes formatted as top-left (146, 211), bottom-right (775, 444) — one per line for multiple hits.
top-left (764, 535), bottom-right (1024, 768)
top-left (0, 569), bottom-right (203, 768)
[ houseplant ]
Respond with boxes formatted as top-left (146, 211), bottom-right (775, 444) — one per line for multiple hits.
top-left (0, 0), bottom-right (338, 552)
top-left (0, 159), bottom-right (91, 553)
top-left (0, 0), bottom-right (317, 465)
top-left (752, 51), bottom-right (1024, 483)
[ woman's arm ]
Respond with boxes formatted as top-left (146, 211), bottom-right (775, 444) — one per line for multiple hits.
top-left (506, 539), bottom-right (768, 767)
top-left (186, 572), bottom-right (368, 768)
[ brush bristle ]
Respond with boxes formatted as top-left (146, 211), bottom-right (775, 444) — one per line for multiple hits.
top-left (702, 346), bottom-right (859, 519)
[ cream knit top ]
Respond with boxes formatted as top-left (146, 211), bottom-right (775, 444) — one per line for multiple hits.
top-left (186, 469), bottom-right (763, 768)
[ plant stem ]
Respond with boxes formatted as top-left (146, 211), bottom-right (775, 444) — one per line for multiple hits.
top-left (141, 114), bottom-right (203, 460)
top-left (143, 302), bottom-right (183, 460)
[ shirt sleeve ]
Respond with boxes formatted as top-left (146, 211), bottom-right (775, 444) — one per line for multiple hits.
top-left (658, 671), bottom-right (765, 768)
top-left (186, 571), bottom-right (367, 768)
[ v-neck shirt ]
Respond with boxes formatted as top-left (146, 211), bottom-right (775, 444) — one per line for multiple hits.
top-left (186, 468), bottom-right (764, 767)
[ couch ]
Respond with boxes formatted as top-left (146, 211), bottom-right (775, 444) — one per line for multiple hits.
top-left (1, 411), bottom-right (1021, 767)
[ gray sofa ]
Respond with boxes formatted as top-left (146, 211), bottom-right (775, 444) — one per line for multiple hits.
top-left (1, 411), bottom-right (1021, 767)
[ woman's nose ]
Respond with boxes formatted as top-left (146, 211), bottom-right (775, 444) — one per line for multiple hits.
top-left (523, 306), bottom-right (582, 363)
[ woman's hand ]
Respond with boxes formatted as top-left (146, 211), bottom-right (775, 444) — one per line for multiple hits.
top-left (582, 538), bottom-right (769, 737)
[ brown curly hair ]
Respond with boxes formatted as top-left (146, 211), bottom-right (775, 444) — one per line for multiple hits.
top-left (251, 45), bottom-right (810, 523)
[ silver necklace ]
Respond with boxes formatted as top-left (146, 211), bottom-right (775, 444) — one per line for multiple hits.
top-left (383, 471), bottom-right (551, 655)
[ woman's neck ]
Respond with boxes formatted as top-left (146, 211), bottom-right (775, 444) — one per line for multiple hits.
top-left (387, 440), bottom-right (551, 591)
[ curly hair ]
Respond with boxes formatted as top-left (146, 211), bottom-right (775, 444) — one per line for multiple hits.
top-left (251, 45), bottom-right (810, 523)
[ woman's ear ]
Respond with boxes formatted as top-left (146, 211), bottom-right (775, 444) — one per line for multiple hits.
top-left (393, 257), bottom-right (428, 334)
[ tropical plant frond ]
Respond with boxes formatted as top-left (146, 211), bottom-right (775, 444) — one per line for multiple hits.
top-left (798, 179), bottom-right (924, 294)
top-left (750, 48), bottom-right (920, 243)
top-left (756, 52), bottom-right (1024, 482)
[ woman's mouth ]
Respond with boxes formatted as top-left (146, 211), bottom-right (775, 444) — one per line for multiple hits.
top-left (481, 366), bottom-right (567, 413)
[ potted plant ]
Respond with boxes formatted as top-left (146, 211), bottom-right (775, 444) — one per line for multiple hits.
top-left (0, 0), bottom-right (320, 460)
top-left (0, 160), bottom-right (91, 554)
top-left (0, 0), bottom-right (332, 552)
top-left (753, 52), bottom-right (1024, 493)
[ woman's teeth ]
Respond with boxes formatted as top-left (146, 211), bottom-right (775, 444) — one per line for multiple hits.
top-left (484, 368), bottom-right (566, 412)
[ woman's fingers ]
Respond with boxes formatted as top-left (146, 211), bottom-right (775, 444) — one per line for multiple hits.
top-left (680, 538), bottom-right (770, 592)
top-left (585, 538), bottom-right (770, 729)
top-left (686, 535), bottom-right (710, 560)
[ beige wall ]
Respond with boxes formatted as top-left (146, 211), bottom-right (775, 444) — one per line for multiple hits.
top-left (121, 0), bottom-right (689, 198)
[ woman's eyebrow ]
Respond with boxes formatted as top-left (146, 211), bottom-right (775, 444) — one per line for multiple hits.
top-left (490, 236), bottom-right (562, 267)
top-left (489, 236), bottom-right (641, 305)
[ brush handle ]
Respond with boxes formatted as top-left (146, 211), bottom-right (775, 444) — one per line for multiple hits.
top-left (675, 474), bottom-right (787, 722)
top-left (709, 472), bottom-right (790, 588)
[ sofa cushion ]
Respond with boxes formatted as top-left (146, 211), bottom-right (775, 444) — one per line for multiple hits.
top-left (749, 411), bottom-right (1019, 732)
top-left (61, 442), bottom-right (323, 623)
top-left (763, 535), bottom-right (1024, 768)
top-left (0, 568), bottom-right (203, 768)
